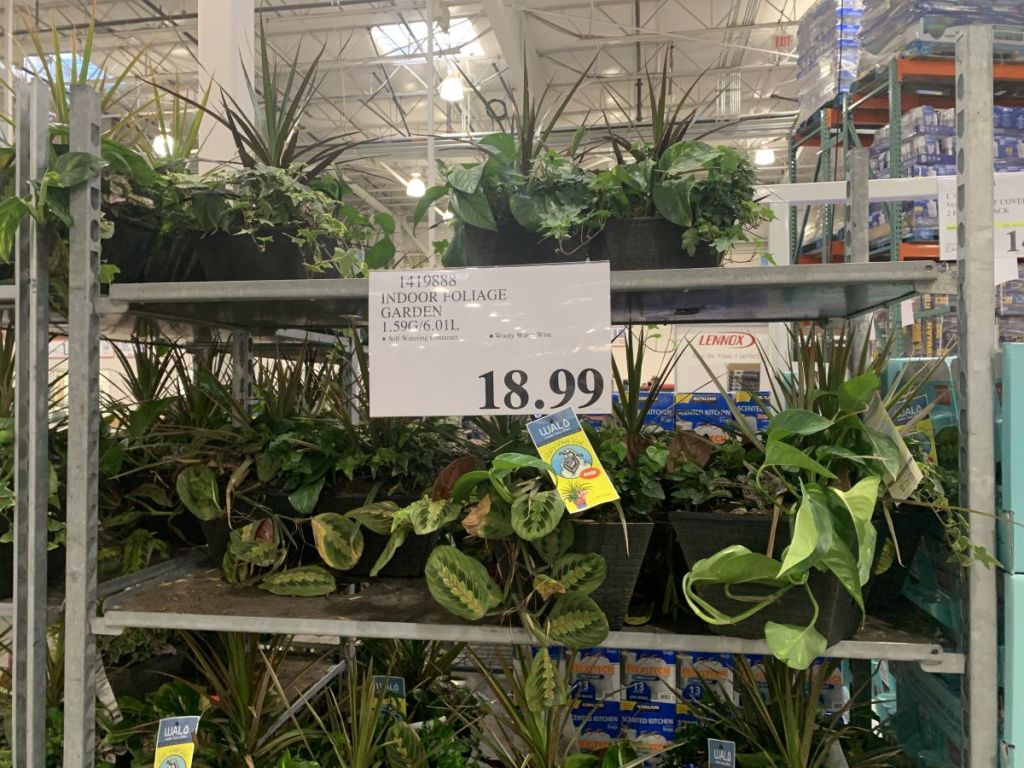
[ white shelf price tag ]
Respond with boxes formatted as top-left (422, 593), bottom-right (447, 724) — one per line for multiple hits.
top-left (368, 263), bottom-right (612, 417)
top-left (939, 172), bottom-right (1024, 285)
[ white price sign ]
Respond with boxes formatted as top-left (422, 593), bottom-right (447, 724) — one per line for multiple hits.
top-left (938, 172), bottom-right (1024, 284)
top-left (368, 263), bottom-right (612, 417)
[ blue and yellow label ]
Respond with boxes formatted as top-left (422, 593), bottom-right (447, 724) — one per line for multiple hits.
top-left (154, 716), bottom-right (199, 768)
top-left (527, 407), bottom-right (619, 513)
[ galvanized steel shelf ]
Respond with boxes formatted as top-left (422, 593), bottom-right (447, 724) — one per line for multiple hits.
top-left (95, 261), bottom-right (952, 330)
top-left (94, 565), bottom-right (964, 674)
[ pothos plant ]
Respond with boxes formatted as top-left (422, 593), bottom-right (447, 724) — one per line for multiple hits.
top-left (376, 452), bottom-right (611, 649)
top-left (681, 374), bottom-right (912, 669)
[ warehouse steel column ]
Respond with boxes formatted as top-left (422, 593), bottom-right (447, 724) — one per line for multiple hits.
top-left (956, 25), bottom-right (998, 768)
top-left (197, 0), bottom-right (254, 169)
top-left (63, 86), bottom-right (102, 768)
top-left (13, 78), bottom-right (50, 768)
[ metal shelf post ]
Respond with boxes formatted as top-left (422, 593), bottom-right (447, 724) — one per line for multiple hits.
top-left (956, 25), bottom-right (999, 768)
top-left (12, 78), bottom-right (51, 768)
top-left (63, 85), bottom-right (103, 768)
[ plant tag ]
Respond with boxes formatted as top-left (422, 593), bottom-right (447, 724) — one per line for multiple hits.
top-left (153, 716), bottom-right (199, 768)
top-left (707, 738), bottom-right (736, 768)
top-left (368, 263), bottom-right (612, 416)
top-left (864, 394), bottom-right (923, 500)
top-left (373, 675), bottom-right (407, 717)
top-left (527, 407), bottom-right (619, 514)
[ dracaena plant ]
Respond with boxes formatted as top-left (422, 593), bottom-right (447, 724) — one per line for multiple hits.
top-left (680, 325), bottom-right (937, 669)
top-left (372, 452), bottom-right (610, 649)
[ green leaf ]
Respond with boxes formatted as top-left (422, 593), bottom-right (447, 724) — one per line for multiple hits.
top-left (407, 499), bottom-right (460, 536)
top-left (657, 141), bottom-right (719, 174)
top-left (228, 521), bottom-right (281, 567)
top-left (525, 647), bottom-right (565, 711)
top-left (492, 452), bottom-right (553, 476)
top-left (551, 553), bottom-right (606, 595)
top-left (98, 263), bottom-right (120, 284)
top-left (511, 490), bottom-right (564, 541)
top-left (762, 438), bottom-right (837, 480)
top-left (365, 238), bottom-right (396, 269)
top-left (412, 185), bottom-right (448, 230)
top-left (385, 721), bottom-right (427, 768)
top-left (288, 476), bottom-right (324, 515)
top-left (175, 465), bottom-right (222, 521)
top-left (447, 164), bottom-right (486, 194)
top-left (256, 453), bottom-right (282, 483)
top-left (651, 177), bottom-right (693, 227)
top-left (259, 565), bottom-right (336, 597)
top-left (48, 151), bottom-right (103, 188)
top-left (546, 591), bottom-right (609, 649)
top-left (839, 371), bottom-right (880, 413)
top-left (820, 538), bottom-right (864, 612)
top-left (764, 621), bottom-right (827, 670)
top-left (449, 188), bottom-right (496, 231)
top-left (373, 211), bottom-right (396, 235)
top-left (102, 140), bottom-right (158, 187)
top-left (687, 545), bottom-right (784, 584)
top-left (463, 495), bottom-right (514, 540)
top-left (478, 133), bottom-right (516, 161)
top-left (681, 227), bottom-right (701, 257)
top-left (778, 493), bottom-right (818, 577)
top-left (768, 409), bottom-right (834, 438)
top-left (510, 192), bottom-right (546, 233)
top-left (0, 196), bottom-right (30, 262)
top-left (831, 476), bottom-right (880, 585)
top-left (345, 502), bottom-right (397, 536)
top-left (369, 524), bottom-right (409, 577)
top-left (425, 545), bottom-right (502, 621)
top-left (311, 512), bottom-right (364, 570)
top-left (531, 517), bottom-right (575, 564)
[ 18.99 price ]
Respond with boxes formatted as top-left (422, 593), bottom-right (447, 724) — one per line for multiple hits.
top-left (479, 369), bottom-right (604, 411)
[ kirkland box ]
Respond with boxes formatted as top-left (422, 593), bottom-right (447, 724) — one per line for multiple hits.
top-left (623, 650), bottom-right (676, 704)
top-left (676, 653), bottom-right (734, 724)
top-left (621, 701), bottom-right (677, 754)
top-left (570, 648), bottom-right (621, 705)
top-left (571, 701), bottom-right (622, 753)
top-left (675, 392), bottom-right (771, 442)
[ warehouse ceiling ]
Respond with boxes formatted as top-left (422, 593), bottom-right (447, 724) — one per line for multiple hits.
top-left (3, 0), bottom-right (814, 214)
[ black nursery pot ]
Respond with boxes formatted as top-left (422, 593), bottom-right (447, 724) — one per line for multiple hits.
top-left (462, 223), bottom-right (588, 267)
top-left (866, 505), bottom-right (933, 612)
top-left (670, 509), bottom-right (881, 646)
top-left (591, 218), bottom-right (720, 270)
top-left (571, 521), bottom-right (654, 631)
top-left (0, 517), bottom-right (66, 599)
top-left (196, 231), bottom-right (311, 281)
top-left (103, 217), bottom-right (154, 284)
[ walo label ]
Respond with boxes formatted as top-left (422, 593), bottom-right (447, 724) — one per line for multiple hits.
top-left (527, 407), bottom-right (619, 514)
top-left (368, 264), bottom-right (612, 417)
top-left (154, 716), bottom-right (199, 768)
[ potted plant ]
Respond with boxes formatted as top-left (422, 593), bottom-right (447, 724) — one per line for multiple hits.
top-left (589, 55), bottom-right (773, 270)
top-left (673, 326), bottom-right (957, 669)
top-left (413, 62), bottom-right (600, 266)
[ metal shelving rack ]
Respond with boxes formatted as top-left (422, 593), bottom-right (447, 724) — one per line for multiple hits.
top-left (46, 27), bottom-right (1000, 768)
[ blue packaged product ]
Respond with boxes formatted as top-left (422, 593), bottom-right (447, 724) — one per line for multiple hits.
top-left (621, 701), bottom-right (677, 754)
top-left (623, 650), bottom-right (675, 704)
top-left (675, 392), bottom-right (771, 443)
top-left (570, 648), bottom-right (621, 705)
top-left (572, 701), bottom-right (622, 753)
top-left (676, 653), bottom-right (734, 724)
top-left (609, 390), bottom-right (675, 432)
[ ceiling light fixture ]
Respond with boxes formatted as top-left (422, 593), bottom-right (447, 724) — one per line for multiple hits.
top-left (152, 134), bottom-right (175, 157)
top-left (406, 172), bottom-right (426, 198)
top-left (439, 73), bottom-right (465, 102)
top-left (754, 148), bottom-right (776, 167)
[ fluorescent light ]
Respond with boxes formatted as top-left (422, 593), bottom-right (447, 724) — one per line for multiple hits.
top-left (439, 73), bottom-right (465, 102)
top-left (754, 148), bottom-right (776, 167)
top-left (152, 134), bottom-right (175, 157)
top-left (406, 172), bottom-right (426, 198)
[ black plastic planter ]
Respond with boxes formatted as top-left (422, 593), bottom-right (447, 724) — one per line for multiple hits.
top-left (591, 218), bottom-right (720, 270)
top-left (571, 521), bottom-right (654, 631)
top-left (103, 217), bottom-right (154, 283)
top-left (197, 231), bottom-right (312, 281)
top-left (461, 223), bottom-right (588, 266)
top-left (866, 505), bottom-right (933, 613)
top-left (669, 509), bottom-right (882, 646)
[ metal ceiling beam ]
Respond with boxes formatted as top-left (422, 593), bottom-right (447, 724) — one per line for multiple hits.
top-left (478, 0), bottom-right (541, 96)
top-left (536, 27), bottom-right (795, 55)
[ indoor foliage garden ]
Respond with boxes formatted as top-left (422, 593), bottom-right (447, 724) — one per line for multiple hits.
top-left (0, 11), bottom-right (986, 768)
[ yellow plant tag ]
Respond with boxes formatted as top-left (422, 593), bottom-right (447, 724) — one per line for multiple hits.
top-left (153, 717), bottom-right (199, 768)
top-left (527, 407), bottom-right (620, 513)
top-left (864, 394), bottom-right (923, 500)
